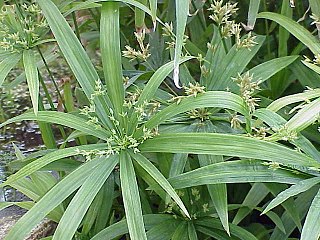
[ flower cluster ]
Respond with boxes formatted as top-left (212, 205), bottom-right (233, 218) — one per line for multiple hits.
top-left (123, 30), bottom-right (150, 61)
top-left (184, 82), bottom-right (206, 97)
top-left (0, 2), bottom-right (47, 53)
top-left (80, 79), bottom-right (106, 129)
top-left (208, 0), bottom-right (257, 50)
top-left (162, 22), bottom-right (189, 50)
top-left (233, 72), bottom-right (261, 112)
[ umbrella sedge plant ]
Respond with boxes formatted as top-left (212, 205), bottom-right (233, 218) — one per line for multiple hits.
top-left (0, 0), bottom-right (320, 239)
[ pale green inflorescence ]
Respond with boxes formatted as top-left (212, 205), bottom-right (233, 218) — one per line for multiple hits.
top-left (77, 80), bottom-right (159, 161)
top-left (122, 29), bottom-right (150, 61)
top-left (0, 2), bottom-right (48, 53)
top-left (208, 0), bottom-right (257, 50)
top-left (233, 72), bottom-right (261, 113)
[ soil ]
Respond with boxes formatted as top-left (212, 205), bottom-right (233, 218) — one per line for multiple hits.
top-left (0, 205), bottom-right (56, 239)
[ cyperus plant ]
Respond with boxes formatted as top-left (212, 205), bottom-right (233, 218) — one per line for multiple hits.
top-left (1, 0), bottom-right (320, 240)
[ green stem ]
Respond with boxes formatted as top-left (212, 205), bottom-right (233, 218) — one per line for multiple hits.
top-left (36, 46), bottom-right (67, 111)
top-left (72, 12), bottom-right (82, 42)
top-left (38, 72), bottom-right (67, 141)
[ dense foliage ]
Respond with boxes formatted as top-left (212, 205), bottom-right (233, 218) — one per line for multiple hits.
top-left (1, 0), bottom-right (320, 239)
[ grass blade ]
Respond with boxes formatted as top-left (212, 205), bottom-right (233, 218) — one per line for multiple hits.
top-left (0, 144), bottom-right (107, 187)
top-left (91, 214), bottom-right (174, 239)
top-left (257, 12), bottom-right (320, 55)
top-left (130, 151), bottom-right (190, 218)
top-left (199, 154), bottom-right (229, 234)
top-left (140, 133), bottom-right (320, 169)
top-left (169, 160), bottom-right (305, 190)
top-left (263, 177), bottom-right (320, 214)
top-left (246, 56), bottom-right (298, 84)
top-left (4, 158), bottom-right (105, 240)
top-left (0, 53), bottom-right (21, 87)
top-left (286, 97), bottom-right (320, 132)
top-left (23, 50), bottom-right (39, 115)
top-left (143, 91), bottom-right (249, 130)
top-left (0, 111), bottom-right (111, 141)
top-left (300, 188), bottom-right (320, 240)
top-left (247, 0), bottom-right (261, 30)
top-left (207, 35), bottom-right (265, 91)
top-left (149, 0), bottom-right (157, 28)
top-left (173, 0), bottom-right (189, 88)
top-left (120, 151), bottom-right (147, 240)
top-left (53, 156), bottom-right (118, 240)
top-left (37, 0), bottom-right (113, 128)
top-left (101, 2), bottom-right (124, 113)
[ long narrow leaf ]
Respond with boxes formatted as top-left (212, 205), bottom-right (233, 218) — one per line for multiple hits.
top-left (23, 50), bottom-right (39, 115)
top-left (0, 111), bottom-right (110, 140)
top-left (37, 0), bottom-right (113, 128)
top-left (0, 144), bottom-right (107, 187)
top-left (300, 188), bottom-right (320, 240)
top-left (4, 158), bottom-right (105, 240)
top-left (140, 133), bottom-right (320, 169)
top-left (169, 160), bottom-right (306, 190)
top-left (173, 0), bottom-right (189, 88)
top-left (0, 53), bottom-right (21, 87)
top-left (101, 2), bottom-right (124, 113)
top-left (120, 151), bottom-right (147, 240)
top-left (143, 91), bottom-right (249, 130)
top-left (53, 156), bottom-right (118, 240)
top-left (263, 177), bottom-right (320, 214)
top-left (130, 151), bottom-right (190, 218)
top-left (257, 12), bottom-right (320, 55)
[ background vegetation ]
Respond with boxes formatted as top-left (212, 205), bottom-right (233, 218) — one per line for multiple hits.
top-left (0, 0), bottom-right (320, 239)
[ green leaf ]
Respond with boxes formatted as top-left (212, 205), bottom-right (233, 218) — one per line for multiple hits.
top-left (91, 214), bottom-right (175, 239)
top-left (302, 60), bottom-right (320, 75)
top-left (120, 151), bottom-right (147, 240)
top-left (23, 50), bottom-right (39, 115)
top-left (246, 56), bottom-right (298, 84)
top-left (168, 160), bottom-right (305, 190)
top-left (198, 154), bottom-right (229, 234)
top-left (0, 111), bottom-right (110, 141)
top-left (101, 2), bottom-right (124, 113)
top-left (130, 151), bottom-right (190, 218)
top-left (52, 156), bottom-right (118, 240)
top-left (247, 0), bottom-right (261, 29)
top-left (0, 144), bottom-right (107, 187)
top-left (267, 88), bottom-right (320, 112)
top-left (257, 12), bottom-right (320, 55)
top-left (172, 222), bottom-right (188, 240)
top-left (149, 0), bottom-right (157, 28)
top-left (0, 53), bottom-right (21, 87)
top-left (37, 0), bottom-right (113, 128)
top-left (146, 219), bottom-right (181, 240)
top-left (140, 133), bottom-right (320, 169)
top-left (286, 97), bottom-right (320, 132)
top-left (4, 158), bottom-right (105, 240)
top-left (93, 175), bottom-right (115, 234)
top-left (263, 177), bottom-right (320, 214)
top-left (65, 0), bottom-right (152, 18)
top-left (143, 91), bottom-right (249, 130)
top-left (173, 0), bottom-right (189, 88)
top-left (196, 218), bottom-right (258, 240)
top-left (270, 187), bottom-right (318, 240)
top-left (135, 0), bottom-right (147, 29)
top-left (137, 57), bottom-right (194, 106)
top-left (207, 35), bottom-right (265, 91)
top-left (188, 222), bottom-right (198, 240)
top-left (233, 183), bottom-right (269, 225)
top-left (300, 188), bottom-right (320, 240)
